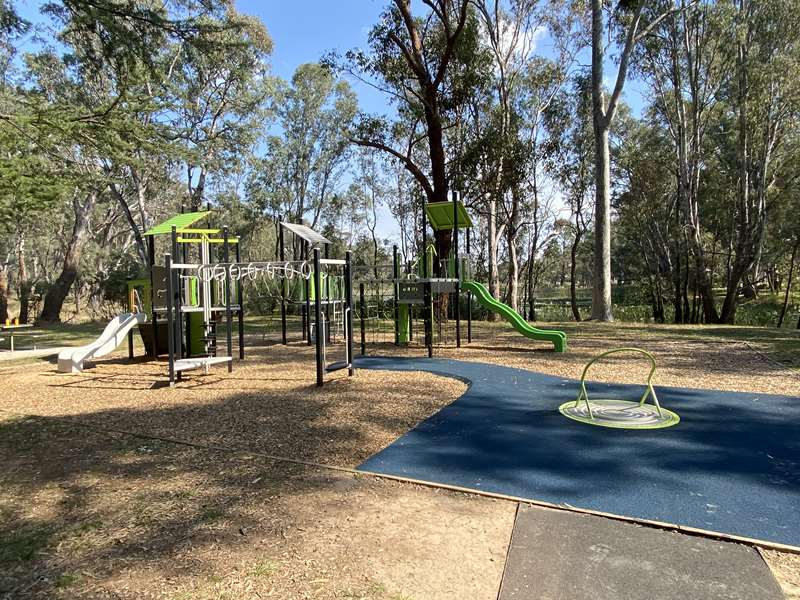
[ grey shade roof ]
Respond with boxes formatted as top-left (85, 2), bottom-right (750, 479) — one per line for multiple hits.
top-left (280, 222), bottom-right (331, 246)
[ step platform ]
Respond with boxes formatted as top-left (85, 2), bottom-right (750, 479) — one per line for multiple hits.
top-left (174, 356), bottom-right (232, 372)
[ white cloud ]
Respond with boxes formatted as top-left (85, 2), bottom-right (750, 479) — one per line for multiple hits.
top-left (489, 14), bottom-right (547, 62)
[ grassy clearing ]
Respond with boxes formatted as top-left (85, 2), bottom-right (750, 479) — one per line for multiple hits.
top-left (555, 321), bottom-right (800, 370)
top-left (0, 321), bottom-right (108, 369)
top-left (1, 320), bottom-right (106, 349)
top-left (4, 315), bottom-right (797, 375)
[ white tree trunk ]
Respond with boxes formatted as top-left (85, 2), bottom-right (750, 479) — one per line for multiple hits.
top-left (591, 126), bottom-right (613, 321)
top-left (488, 196), bottom-right (500, 299)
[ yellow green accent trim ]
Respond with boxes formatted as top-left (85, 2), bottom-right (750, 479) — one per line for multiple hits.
top-left (175, 237), bottom-right (239, 244)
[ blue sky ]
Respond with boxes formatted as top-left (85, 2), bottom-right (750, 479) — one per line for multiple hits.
top-left (240, 1), bottom-right (648, 117)
top-left (235, 1), bottom-right (403, 239)
top-left (238, 0), bottom-right (390, 115)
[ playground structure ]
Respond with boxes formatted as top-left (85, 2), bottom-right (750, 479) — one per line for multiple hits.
top-left (56, 197), bottom-right (565, 382)
top-left (57, 211), bottom-right (353, 387)
top-left (150, 215), bottom-right (354, 387)
top-left (353, 193), bottom-right (568, 356)
top-left (117, 211), bottom-right (247, 384)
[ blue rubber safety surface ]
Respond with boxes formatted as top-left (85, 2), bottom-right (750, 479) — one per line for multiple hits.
top-left (356, 357), bottom-right (800, 547)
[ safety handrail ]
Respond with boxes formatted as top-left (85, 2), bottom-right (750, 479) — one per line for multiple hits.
top-left (574, 347), bottom-right (662, 420)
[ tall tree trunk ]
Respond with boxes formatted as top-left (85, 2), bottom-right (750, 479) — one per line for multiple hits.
top-left (40, 192), bottom-right (97, 322)
top-left (591, 125), bottom-right (613, 321)
top-left (570, 230), bottom-right (582, 322)
top-left (507, 230), bottom-right (519, 312)
top-left (720, 259), bottom-right (746, 324)
top-left (777, 239), bottom-right (798, 328)
top-left (672, 243), bottom-right (684, 323)
top-left (0, 264), bottom-right (8, 323)
top-left (487, 197), bottom-right (499, 320)
top-left (506, 191), bottom-right (520, 312)
top-left (525, 245), bottom-right (536, 321)
top-left (109, 182), bottom-right (147, 264)
top-left (589, 0), bottom-right (632, 322)
top-left (17, 233), bottom-right (31, 323)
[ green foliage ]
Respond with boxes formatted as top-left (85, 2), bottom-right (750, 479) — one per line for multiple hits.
top-left (245, 63), bottom-right (356, 231)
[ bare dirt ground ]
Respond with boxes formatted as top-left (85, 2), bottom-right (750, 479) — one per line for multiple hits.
top-left (1, 343), bottom-right (516, 599)
top-left (0, 416), bottom-right (514, 599)
top-left (1, 322), bottom-right (798, 599)
top-left (0, 343), bottom-right (466, 468)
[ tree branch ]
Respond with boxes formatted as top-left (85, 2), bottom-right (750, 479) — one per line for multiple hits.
top-left (351, 137), bottom-right (434, 199)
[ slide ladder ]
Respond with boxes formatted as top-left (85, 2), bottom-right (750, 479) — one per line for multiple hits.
top-left (461, 281), bottom-right (566, 352)
top-left (58, 313), bottom-right (146, 373)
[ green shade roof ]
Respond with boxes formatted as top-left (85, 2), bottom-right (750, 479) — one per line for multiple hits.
top-left (425, 201), bottom-right (473, 231)
top-left (144, 211), bottom-right (212, 236)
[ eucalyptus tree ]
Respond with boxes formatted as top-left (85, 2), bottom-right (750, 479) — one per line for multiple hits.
top-left (614, 115), bottom-right (682, 323)
top-left (471, 0), bottom-right (580, 310)
top-left (343, 0), bottom-right (489, 269)
top-left (353, 148), bottom-right (389, 277)
top-left (545, 74), bottom-right (595, 321)
top-left (717, 0), bottom-right (800, 323)
top-left (589, 0), bottom-right (695, 321)
top-left (385, 160), bottom-right (421, 262)
top-left (3, 0), bottom-right (272, 321)
top-left (6, 48), bottom-right (118, 322)
top-left (163, 10), bottom-right (272, 210)
top-left (633, 0), bottom-right (729, 323)
top-left (245, 63), bottom-right (357, 256)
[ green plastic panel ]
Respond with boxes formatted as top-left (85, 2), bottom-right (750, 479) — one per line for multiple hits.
top-left (144, 211), bottom-right (211, 236)
top-left (398, 304), bottom-right (410, 343)
top-left (425, 201), bottom-right (473, 231)
top-left (188, 312), bottom-right (206, 356)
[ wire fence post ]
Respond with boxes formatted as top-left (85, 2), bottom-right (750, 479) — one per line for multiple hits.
top-left (454, 191), bottom-right (461, 348)
top-left (313, 247), bottom-right (324, 387)
top-left (224, 228), bottom-right (233, 373)
top-left (279, 219), bottom-right (287, 345)
top-left (165, 253), bottom-right (175, 387)
top-left (345, 250), bottom-right (354, 376)
top-left (359, 282), bottom-right (366, 356)
top-left (466, 224), bottom-right (472, 343)
top-left (236, 242), bottom-right (244, 359)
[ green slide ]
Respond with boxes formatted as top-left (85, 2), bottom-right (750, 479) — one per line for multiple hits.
top-left (461, 281), bottom-right (567, 352)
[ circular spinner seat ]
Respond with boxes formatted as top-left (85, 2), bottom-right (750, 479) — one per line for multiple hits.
top-left (558, 348), bottom-right (680, 430)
